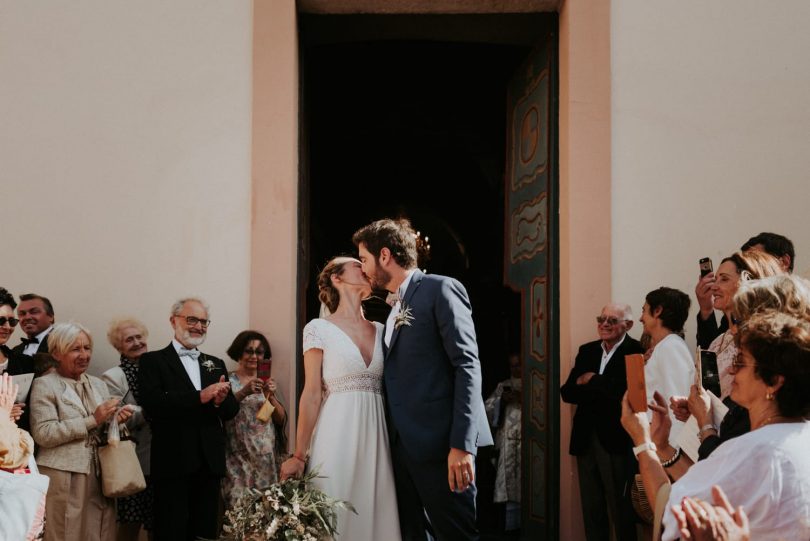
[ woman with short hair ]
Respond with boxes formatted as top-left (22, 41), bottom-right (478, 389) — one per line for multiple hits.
top-left (101, 318), bottom-right (153, 541)
top-left (222, 330), bottom-right (286, 508)
top-left (30, 322), bottom-right (133, 541)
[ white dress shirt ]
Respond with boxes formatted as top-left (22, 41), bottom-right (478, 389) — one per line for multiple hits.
top-left (172, 339), bottom-right (202, 391)
top-left (22, 327), bottom-right (52, 357)
top-left (598, 334), bottom-right (627, 375)
top-left (385, 270), bottom-right (416, 347)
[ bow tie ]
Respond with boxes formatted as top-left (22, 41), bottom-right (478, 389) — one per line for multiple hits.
top-left (20, 337), bottom-right (39, 346)
top-left (178, 348), bottom-right (200, 360)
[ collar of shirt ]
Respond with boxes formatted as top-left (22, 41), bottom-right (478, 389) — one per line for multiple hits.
top-left (396, 269), bottom-right (417, 300)
top-left (598, 333), bottom-right (627, 375)
top-left (23, 326), bottom-right (53, 355)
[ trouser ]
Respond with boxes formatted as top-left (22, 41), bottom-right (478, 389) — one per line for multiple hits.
top-left (152, 470), bottom-right (221, 541)
top-left (391, 437), bottom-right (479, 541)
top-left (576, 433), bottom-right (637, 541)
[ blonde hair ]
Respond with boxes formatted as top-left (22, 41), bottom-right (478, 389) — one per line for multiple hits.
top-left (106, 317), bottom-right (149, 352)
top-left (733, 275), bottom-right (810, 322)
top-left (49, 322), bottom-right (93, 357)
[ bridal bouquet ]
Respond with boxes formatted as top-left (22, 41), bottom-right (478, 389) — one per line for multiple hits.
top-left (220, 469), bottom-right (355, 541)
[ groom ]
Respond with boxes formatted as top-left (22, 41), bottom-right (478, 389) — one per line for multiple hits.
top-left (353, 218), bottom-right (493, 541)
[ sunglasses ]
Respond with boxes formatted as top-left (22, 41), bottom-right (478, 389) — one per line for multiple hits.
top-left (596, 316), bottom-right (625, 326)
top-left (0, 317), bottom-right (19, 327)
top-left (243, 348), bottom-right (267, 357)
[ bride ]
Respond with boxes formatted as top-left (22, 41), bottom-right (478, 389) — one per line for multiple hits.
top-left (279, 256), bottom-right (401, 540)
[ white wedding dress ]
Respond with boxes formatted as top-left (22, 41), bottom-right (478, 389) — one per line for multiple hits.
top-left (303, 318), bottom-right (401, 540)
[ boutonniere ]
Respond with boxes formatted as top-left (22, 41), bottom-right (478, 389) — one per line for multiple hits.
top-left (394, 303), bottom-right (414, 329)
top-left (201, 358), bottom-right (216, 373)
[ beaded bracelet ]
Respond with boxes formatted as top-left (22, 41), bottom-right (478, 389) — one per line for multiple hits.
top-left (661, 447), bottom-right (681, 468)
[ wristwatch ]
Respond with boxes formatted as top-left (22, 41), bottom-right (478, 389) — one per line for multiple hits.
top-left (632, 441), bottom-right (657, 458)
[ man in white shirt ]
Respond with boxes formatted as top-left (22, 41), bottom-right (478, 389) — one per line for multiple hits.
top-left (561, 304), bottom-right (644, 541)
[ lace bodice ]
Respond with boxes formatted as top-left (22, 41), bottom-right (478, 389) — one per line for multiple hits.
top-left (303, 319), bottom-right (384, 395)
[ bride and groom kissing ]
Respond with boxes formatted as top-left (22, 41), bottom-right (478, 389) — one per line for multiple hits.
top-left (279, 218), bottom-right (494, 540)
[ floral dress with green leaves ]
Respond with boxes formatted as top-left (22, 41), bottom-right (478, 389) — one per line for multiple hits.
top-left (222, 373), bottom-right (286, 508)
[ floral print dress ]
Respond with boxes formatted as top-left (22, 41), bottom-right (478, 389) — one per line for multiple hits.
top-left (222, 373), bottom-right (285, 508)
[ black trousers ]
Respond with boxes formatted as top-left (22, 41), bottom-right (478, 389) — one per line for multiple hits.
top-left (576, 433), bottom-right (637, 541)
top-left (153, 469), bottom-right (222, 541)
top-left (391, 437), bottom-right (479, 541)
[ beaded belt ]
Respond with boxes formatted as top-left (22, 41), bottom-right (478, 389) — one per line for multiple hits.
top-left (325, 372), bottom-right (382, 395)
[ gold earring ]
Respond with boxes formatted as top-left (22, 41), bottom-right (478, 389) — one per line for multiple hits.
top-left (766, 391), bottom-right (774, 400)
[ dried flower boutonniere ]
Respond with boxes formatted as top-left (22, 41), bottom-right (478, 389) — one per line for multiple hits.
top-left (201, 358), bottom-right (216, 373)
top-left (394, 303), bottom-right (415, 329)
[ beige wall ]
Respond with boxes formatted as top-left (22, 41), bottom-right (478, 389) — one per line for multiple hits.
top-left (0, 1), bottom-right (254, 373)
top-left (559, 1), bottom-right (612, 539)
top-left (611, 0), bottom-right (810, 344)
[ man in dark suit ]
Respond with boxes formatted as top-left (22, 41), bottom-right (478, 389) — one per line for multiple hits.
top-left (561, 304), bottom-right (644, 541)
top-left (13, 293), bottom-right (54, 360)
top-left (139, 297), bottom-right (238, 541)
top-left (353, 218), bottom-right (493, 541)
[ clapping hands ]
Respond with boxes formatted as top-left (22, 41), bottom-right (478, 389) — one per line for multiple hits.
top-left (671, 485), bottom-right (750, 541)
top-left (0, 373), bottom-right (21, 423)
top-left (201, 375), bottom-right (231, 405)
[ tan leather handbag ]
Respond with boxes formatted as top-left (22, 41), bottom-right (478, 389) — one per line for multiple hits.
top-left (98, 425), bottom-right (146, 498)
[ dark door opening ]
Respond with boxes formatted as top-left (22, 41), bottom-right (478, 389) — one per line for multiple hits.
top-left (299, 13), bottom-right (557, 540)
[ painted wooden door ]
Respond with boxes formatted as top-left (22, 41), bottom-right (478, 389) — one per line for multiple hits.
top-left (503, 27), bottom-right (558, 541)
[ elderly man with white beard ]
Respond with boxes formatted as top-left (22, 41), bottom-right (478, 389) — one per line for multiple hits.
top-left (138, 297), bottom-right (238, 541)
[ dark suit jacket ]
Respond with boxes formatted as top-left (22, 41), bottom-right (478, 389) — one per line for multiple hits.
top-left (138, 344), bottom-right (238, 479)
top-left (384, 270), bottom-right (493, 463)
top-left (11, 334), bottom-right (50, 357)
top-left (560, 335), bottom-right (644, 455)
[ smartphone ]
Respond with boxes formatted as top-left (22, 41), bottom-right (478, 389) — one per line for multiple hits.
top-left (257, 359), bottom-right (272, 382)
top-left (699, 257), bottom-right (713, 277)
top-left (698, 350), bottom-right (721, 397)
top-left (625, 353), bottom-right (647, 413)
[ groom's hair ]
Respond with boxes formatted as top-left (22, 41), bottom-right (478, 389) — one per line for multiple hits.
top-left (353, 218), bottom-right (418, 269)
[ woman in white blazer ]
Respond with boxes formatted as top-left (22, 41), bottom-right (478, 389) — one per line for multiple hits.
top-left (30, 322), bottom-right (132, 541)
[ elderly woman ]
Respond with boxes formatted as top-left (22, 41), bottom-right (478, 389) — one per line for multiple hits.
top-left (101, 318), bottom-right (153, 541)
top-left (30, 322), bottom-right (133, 541)
top-left (222, 330), bottom-right (286, 508)
top-left (622, 296), bottom-right (810, 539)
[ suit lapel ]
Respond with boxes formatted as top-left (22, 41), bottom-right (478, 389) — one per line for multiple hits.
top-left (386, 270), bottom-right (423, 357)
top-left (164, 344), bottom-right (198, 391)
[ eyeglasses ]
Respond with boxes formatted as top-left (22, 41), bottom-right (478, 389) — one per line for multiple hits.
top-left (729, 353), bottom-right (756, 374)
top-left (175, 316), bottom-right (211, 328)
top-left (596, 316), bottom-right (625, 326)
top-left (0, 317), bottom-right (19, 327)
top-left (243, 348), bottom-right (266, 357)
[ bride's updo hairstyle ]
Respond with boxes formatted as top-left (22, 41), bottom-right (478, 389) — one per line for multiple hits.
top-left (318, 257), bottom-right (352, 314)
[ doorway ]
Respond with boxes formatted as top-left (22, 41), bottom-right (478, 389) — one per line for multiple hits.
top-left (298, 13), bottom-right (558, 539)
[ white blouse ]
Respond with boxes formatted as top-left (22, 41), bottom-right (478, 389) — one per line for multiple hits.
top-left (645, 333), bottom-right (695, 444)
top-left (662, 421), bottom-right (810, 541)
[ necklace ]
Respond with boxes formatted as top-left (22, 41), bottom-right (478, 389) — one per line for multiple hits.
top-left (758, 414), bottom-right (784, 429)
top-left (715, 330), bottom-right (735, 356)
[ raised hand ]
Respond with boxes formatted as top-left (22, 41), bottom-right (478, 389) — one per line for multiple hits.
top-left (670, 395), bottom-right (691, 422)
top-left (671, 485), bottom-right (750, 540)
top-left (695, 272), bottom-right (716, 320)
top-left (649, 391), bottom-right (673, 450)
top-left (688, 384), bottom-right (713, 427)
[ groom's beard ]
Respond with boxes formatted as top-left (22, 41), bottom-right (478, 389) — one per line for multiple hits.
top-left (370, 265), bottom-right (392, 292)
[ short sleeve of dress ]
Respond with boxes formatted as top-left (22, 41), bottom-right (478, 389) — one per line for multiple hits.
top-left (303, 320), bottom-right (324, 353)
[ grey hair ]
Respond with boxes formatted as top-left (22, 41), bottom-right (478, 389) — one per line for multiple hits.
top-left (605, 303), bottom-right (633, 321)
top-left (170, 297), bottom-right (210, 317)
top-left (732, 275), bottom-right (810, 322)
top-left (107, 317), bottom-right (149, 352)
top-left (49, 322), bottom-right (93, 357)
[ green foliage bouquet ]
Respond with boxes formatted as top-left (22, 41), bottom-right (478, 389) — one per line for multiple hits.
top-left (220, 469), bottom-right (355, 541)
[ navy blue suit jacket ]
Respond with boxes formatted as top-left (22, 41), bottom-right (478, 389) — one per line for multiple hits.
top-left (384, 270), bottom-right (493, 463)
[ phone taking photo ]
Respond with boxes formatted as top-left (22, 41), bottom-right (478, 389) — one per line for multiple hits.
top-left (257, 359), bottom-right (272, 382)
top-left (696, 349), bottom-right (721, 398)
top-left (699, 257), bottom-right (713, 277)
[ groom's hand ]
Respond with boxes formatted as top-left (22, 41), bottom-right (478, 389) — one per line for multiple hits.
top-left (448, 447), bottom-right (475, 492)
